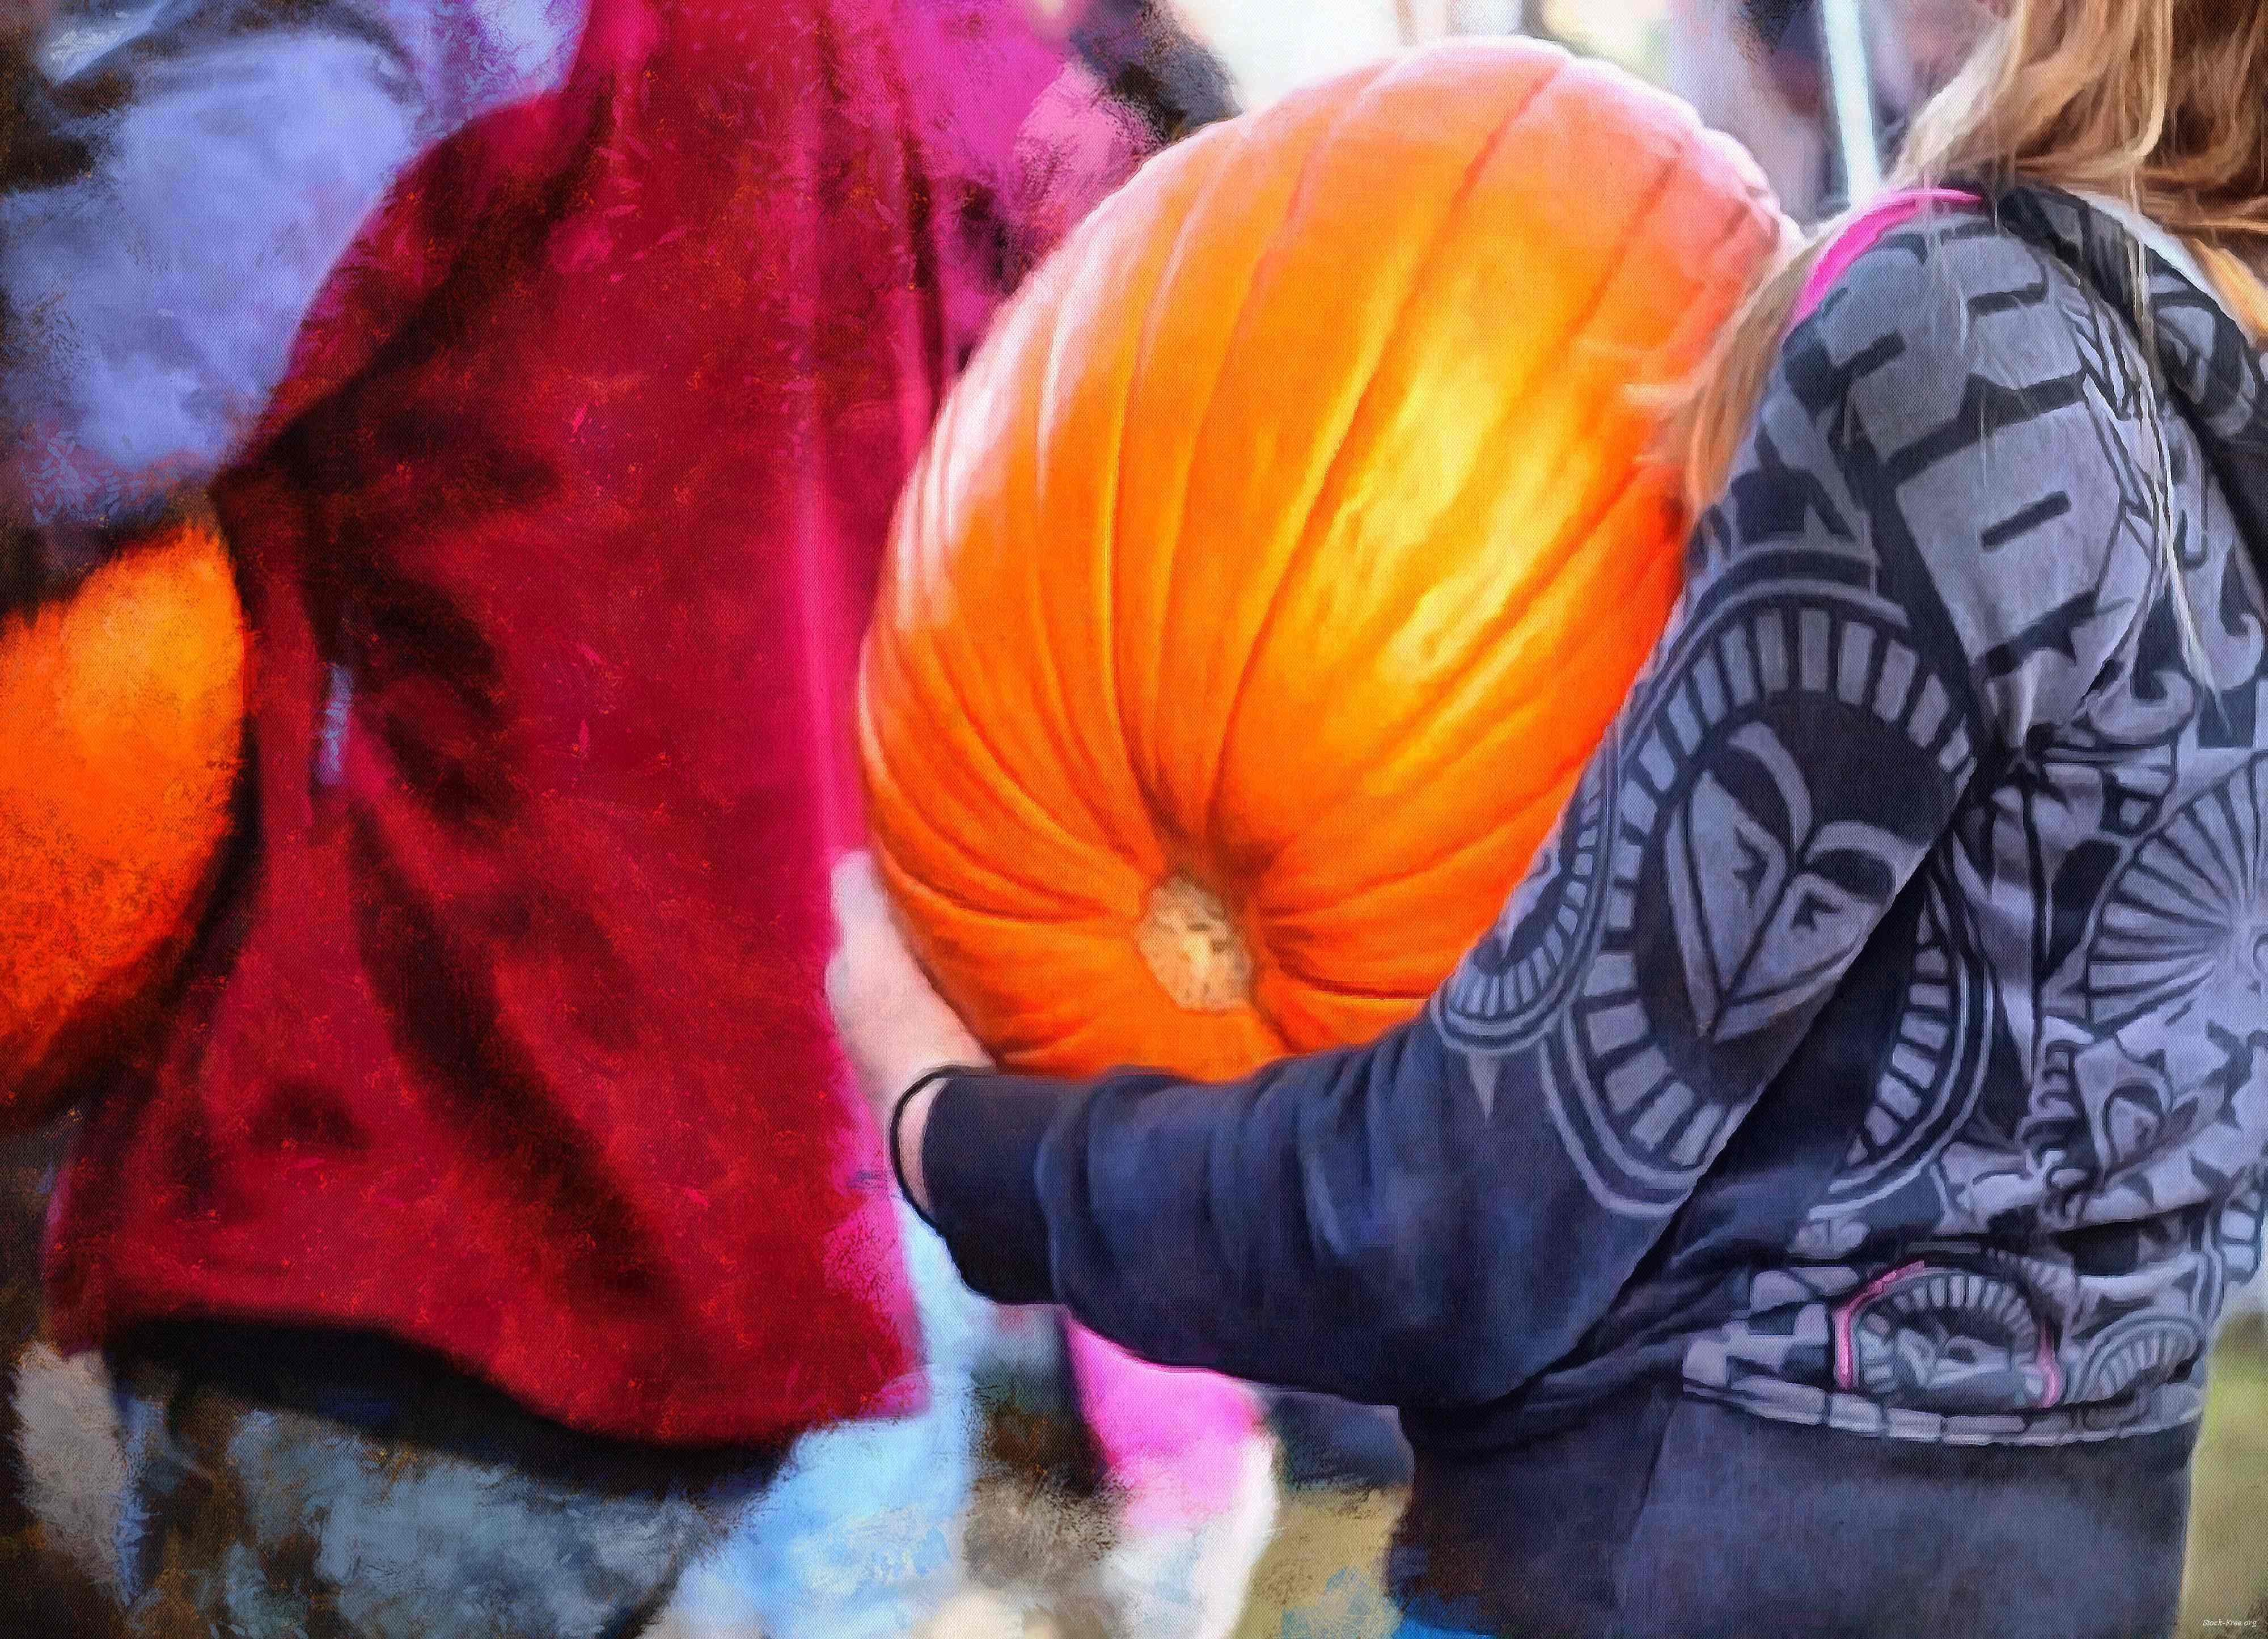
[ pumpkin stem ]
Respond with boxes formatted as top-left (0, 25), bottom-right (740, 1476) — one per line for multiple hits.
top-left (1136, 872), bottom-right (1254, 1013)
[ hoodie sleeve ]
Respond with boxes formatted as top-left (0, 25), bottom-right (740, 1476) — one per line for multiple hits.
top-left (0, 0), bottom-right (585, 540)
top-left (920, 213), bottom-right (2164, 1410)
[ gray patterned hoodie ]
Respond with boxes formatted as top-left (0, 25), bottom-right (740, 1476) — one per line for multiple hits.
top-left (919, 187), bottom-right (2268, 1457)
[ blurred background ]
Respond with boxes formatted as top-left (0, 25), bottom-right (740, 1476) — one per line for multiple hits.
top-left (2, 3), bottom-right (2261, 1637)
top-left (1158, 0), bottom-right (1994, 219)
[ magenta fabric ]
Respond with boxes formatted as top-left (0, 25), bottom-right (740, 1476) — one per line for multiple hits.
top-left (1063, 1323), bottom-right (1268, 1534)
top-left (49, 0), bottom-right (1141, 1450)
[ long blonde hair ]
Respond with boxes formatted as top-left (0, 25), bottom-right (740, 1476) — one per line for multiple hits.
top-left (1677, 0), bottom-right (2268, 513)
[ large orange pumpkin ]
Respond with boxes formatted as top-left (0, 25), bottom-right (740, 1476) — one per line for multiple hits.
top-left (859, 42), bottom-right (1787, 1078)
top-left (0, 515), bottom-right (246, 1126)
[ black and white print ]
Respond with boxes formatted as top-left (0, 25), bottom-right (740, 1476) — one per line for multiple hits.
top-left (1683, 191), bottom-right (2268, 1446)
top-left (1444, 570), bottom-right (1971, 1216)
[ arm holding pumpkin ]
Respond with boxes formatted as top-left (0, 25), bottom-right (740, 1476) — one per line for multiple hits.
top-left (836, 223), bottom-right (2151, 1409)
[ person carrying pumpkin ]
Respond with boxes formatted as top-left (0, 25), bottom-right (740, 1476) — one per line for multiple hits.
top-left (827, 2), bottom-right (2268, 1634)
top-left (0, 0), bottom-right (1221, 1633)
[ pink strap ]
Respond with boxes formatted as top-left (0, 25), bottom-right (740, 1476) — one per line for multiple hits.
top-left (1794, 188), bottom-right (1981, 323)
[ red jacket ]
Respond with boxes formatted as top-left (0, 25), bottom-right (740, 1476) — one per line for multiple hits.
top-left (40, 0), bottom-right (1149, 1447)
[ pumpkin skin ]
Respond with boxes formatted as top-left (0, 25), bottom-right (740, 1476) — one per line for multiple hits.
top-left (0, 516), bottom-right (246, 1126)
top-left (860, 41), bottom-right (1788, 1078)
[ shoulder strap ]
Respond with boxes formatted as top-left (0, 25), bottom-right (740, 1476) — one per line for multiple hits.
top-left (1793, 188), bottom-right (1982, 325)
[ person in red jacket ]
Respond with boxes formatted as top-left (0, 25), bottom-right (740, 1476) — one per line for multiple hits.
top-left (0, 0), bottom-right (1216, 1630)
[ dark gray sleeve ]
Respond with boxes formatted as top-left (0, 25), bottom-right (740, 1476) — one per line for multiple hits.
top-left (1, 0), bottom-right (584, 538)
top-left (921, 217), bottom-right (2160, 1410)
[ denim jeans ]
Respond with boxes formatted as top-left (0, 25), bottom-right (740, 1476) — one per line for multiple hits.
top-left (1388, 1388), bottom-right (2196, 1639)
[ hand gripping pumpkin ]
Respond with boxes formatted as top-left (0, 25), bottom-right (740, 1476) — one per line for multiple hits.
top-left (0, 515), bottom-right (246, 1130)
top-left (858, 37), bottom-right (1785, 1637)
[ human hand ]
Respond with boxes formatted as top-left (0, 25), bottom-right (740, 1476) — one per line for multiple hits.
top-left (825, 852), bottom-right (991, 1211)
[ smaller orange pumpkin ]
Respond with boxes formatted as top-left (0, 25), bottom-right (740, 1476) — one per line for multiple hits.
top-left (0, 513), bottom-right (246, 1129)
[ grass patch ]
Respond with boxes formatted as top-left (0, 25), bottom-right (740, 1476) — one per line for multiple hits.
top-left (2181, 1319), bottom-right (2268, 1633)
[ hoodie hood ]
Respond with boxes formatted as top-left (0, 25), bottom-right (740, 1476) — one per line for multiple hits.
top-left (1990, 185), bottom-right (2268, 594)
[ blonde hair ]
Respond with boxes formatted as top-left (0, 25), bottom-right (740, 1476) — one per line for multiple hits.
top-left (1676, 0), bottom-right (2268, 514)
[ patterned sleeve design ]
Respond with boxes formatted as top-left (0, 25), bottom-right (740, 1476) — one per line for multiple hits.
top-left (1435, 371), bottom-right (1983, 1219)
top-left (1437, 211), bottom-right (2160, 1222)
